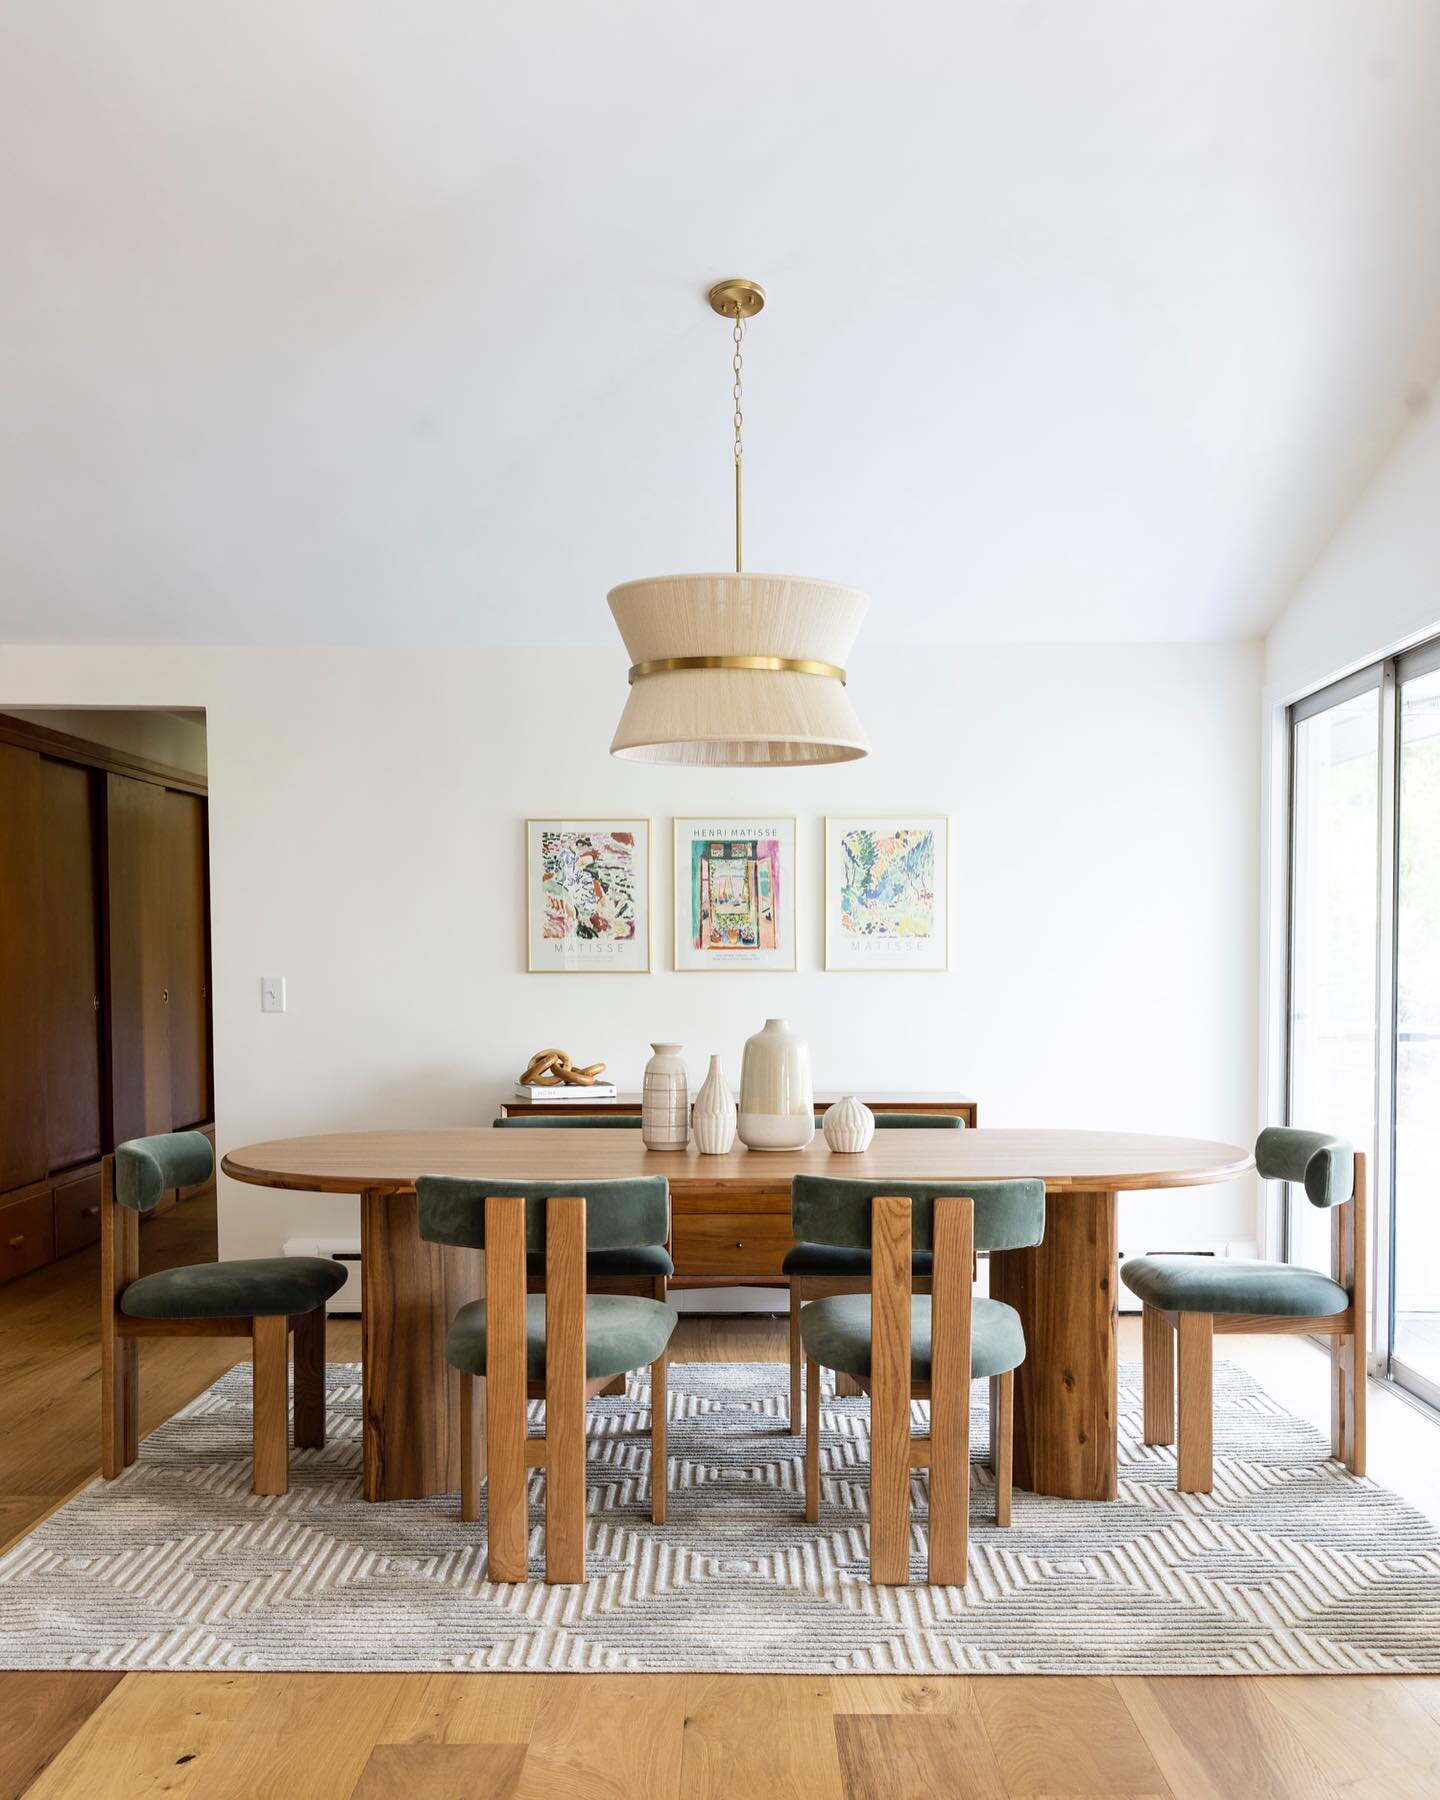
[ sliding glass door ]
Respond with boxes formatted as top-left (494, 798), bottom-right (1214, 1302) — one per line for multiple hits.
top-left (1287, 677), bottom-right (1380, 1276)
top-left (1287, 637), bottom-right (1440, 1406)
top-left (1392, 653), bottom-right (1440, 1401)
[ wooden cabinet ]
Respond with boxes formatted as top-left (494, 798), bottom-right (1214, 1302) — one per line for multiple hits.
top-left (671, 1204), bottom-right (795, 1278)
top-left (166, 789), bottom-right (211, 1130)
top-left (0, 715), bottom-right (212, 1287)
top-left (41, 758), bottom-right (103, 1168)
top-left (53, 1166), bottom-right (104, 1258)
top-left (0, 745), bottom-right (49, 1193)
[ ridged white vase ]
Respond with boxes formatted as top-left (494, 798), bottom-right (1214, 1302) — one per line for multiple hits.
top-left (737, 1018), bottom-right (814, 1151)
top-left (642, 1043), bottom-right (690, 1149)
top-left (823, 1095), bottom-right (875, 1153)
top-left (692, 1055), bottom-right (738, 1154)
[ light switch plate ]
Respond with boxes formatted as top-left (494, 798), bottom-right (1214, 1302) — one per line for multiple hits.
top-left (260, 975), bottom-right (286, 1014)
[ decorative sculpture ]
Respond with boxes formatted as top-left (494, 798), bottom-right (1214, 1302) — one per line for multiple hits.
top-left (518, 1048), bottom-right (608, 1088)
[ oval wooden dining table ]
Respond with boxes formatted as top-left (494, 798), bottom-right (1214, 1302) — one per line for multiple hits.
top-left (222, 1127), bottom-right (1253, 1506)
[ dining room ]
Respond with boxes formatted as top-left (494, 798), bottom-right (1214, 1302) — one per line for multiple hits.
top-left (3, 4), bottom-right (1440, 1796)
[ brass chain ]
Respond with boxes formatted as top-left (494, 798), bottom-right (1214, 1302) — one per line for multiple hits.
top-left (731, 315), bottom-right (744, 465)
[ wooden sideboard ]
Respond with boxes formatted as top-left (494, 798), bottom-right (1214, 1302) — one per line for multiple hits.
top-left (497, 1091), bottom-right (979, 1289)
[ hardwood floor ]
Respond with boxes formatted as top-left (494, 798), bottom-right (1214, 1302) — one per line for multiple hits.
top-left (4, 1199), bottom-right (1440, 1798)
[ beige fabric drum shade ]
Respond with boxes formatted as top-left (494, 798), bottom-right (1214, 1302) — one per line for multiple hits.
top-left (608, 573), bottom-right (871, 766)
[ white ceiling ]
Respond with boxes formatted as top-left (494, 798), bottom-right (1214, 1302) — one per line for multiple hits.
top-left (3, 2), bottom-right (1439, 649)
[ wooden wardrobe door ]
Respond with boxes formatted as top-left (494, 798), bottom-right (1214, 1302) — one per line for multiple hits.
top-left (105, 773), bottom-right (172, 1144)
top-left (41, 758), bottom-right (103, 1167)
top-left (166, 790), bottom-right (211, 1130)
top-left (0, 744), bottom-right (48, 1190)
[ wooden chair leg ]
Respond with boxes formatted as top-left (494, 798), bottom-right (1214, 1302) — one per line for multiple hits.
top-left (789, 1286), bottom-right (804, 1436)
top-left (544, 1196), bottom-right (587, 1585)
top-left (835, 1371), bottom-right (864, 1398)
top-left (991, 1371), bottom-right (1013, 1528)
top-left (485, 1195), bottom-right (530, 1583)
top-left (804, 1356), bottom-right (822, 1524)
top-left (1142, 1302), bottom-right (1175, 1447)
top-left (650, 1351), bottom-right (668, 1525)
top-left (101, 1331), bottom-right (131, 1479)
top-left (1176, 1312), bottom-right (1213, 1494)
top-left (599, 1374), bottom-right (628, 1397)
top-left (122, 1340), bottom-right (140, 1468)
top-left (251, 1315), bottom-right (291, 1496)
top-left (460, 1372), bottom-right (484, 1523)
top-left (292, 1307), bottom-right (327, 1449)
top-left (1332, 1330), bottom-right (1366, 1477)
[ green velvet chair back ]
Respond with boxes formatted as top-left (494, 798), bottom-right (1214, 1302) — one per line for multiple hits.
top-left (418, 1175), bottom-right (668, 1253)
top-left (791, 1174), bottom-right (1045, 1255)
top-left (115, 1131), bottom-right (215, 1213)
top-left (812, 1112), bottom-right (965, 1130)
top-left (1255, 1127), bottom-right (1354, 1209)
top-left (493, 1115), bottom-right (642, 1128)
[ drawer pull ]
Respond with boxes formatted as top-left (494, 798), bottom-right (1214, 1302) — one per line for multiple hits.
top-left (7, 1234), bottom-right (24, 1248)
top-left (162, 988), bottom-right (170, 1004)
top-left (81, 1206), bottom-right (100, 1217)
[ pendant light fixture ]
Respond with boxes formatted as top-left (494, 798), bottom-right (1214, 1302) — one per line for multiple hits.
top-left (608, 279), bottom-right (870, 766)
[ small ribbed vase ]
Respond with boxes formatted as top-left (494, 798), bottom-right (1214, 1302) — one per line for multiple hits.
top-left (823, 1095), bottom-right (875, 1153)
top-left (642, 1043), bottom-right (690, 1149)
top-left (737, 1018), bottom-right (814, 1151)
top-left (692, 1055), bottom-right (738, 1154)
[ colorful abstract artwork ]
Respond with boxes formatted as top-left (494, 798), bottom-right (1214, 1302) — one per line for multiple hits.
top-left (527, 819), bottom-right (650, 972)
top-left (674, 818), bottom-right (795, 971)
top-left (825, 816), bottom-right (948, 969)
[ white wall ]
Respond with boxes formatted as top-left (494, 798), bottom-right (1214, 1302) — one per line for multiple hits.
top-left (0, 640), bottom-right (1261, 1263)
top-left (1265, 403), bottom-right (1440, 703)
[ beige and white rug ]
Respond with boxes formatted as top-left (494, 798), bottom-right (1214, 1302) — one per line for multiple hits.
top-left (2, 1359), bottom-right (1438, 1674)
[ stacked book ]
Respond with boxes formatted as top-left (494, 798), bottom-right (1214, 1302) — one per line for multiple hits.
top-left (513, 1082), bottom-right (618, 1102)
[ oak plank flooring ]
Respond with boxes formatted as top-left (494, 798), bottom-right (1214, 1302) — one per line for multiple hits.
top-left (0, 1672), bottom-right (122, 1799)
top-left (680, 1675), bottom-right (842, 1800)
top-left (7, 1206), bottom-right (1440, 1797)
top-left (1116, 1677), bottom-right (1341, 1800)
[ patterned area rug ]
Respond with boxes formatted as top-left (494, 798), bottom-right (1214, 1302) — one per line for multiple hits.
top-left (2, 1359), bottom-right (1438, 1674)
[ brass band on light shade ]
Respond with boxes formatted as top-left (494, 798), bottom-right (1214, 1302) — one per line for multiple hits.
top-left (628, 654), bottom-right (847, 686)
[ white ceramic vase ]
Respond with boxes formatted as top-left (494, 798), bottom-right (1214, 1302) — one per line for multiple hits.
top-left (823, 1094), bottom-right (875, 1153)
top-left (737, 1018), bottom-right (814, 1151)
top-left (692, 1055), bottom-right (738, 1154)
top-left (642, 1043), bottom-right (690, 1149)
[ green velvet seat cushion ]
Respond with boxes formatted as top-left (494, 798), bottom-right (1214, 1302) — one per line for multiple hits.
top-left (799, 1293), bottom-right (1025, 1381)
top-left (1120, 1255), bottom-right (1349, 1317)
top-left (783, 1244), bottom-right (933, 1280)
top-left (121, 1256), bottom-right (346, 1321)
top-left (443, 1293), bottom-right (677, 1382)
top-left (526, 1245), bottom-right (674, 1280)
top-left (493, 1116), bottom-right (642, 1128)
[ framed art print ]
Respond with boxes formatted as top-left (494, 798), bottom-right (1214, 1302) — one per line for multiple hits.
top-left (526, 819), bottom-right (651, 972)
top-left (824, 816), bottom-right (948, 970)
top-left (674, 817), bottom-right (796, 972)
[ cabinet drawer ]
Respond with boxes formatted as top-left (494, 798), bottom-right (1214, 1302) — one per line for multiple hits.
top-left (671, 1212), bottom-right (795, 1277)
top-left (0, 1190), bottom-right (56, 1283)
top-left (54, 1168), bottom-right (103, 1258)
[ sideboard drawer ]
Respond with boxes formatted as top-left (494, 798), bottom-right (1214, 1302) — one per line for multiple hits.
top-left (672, 1211), bottom-right (794, 1277)
top-left (0, 1190), bottom-right (56, 1283)
top-left (54, 1168), bottom-right (104, 1258)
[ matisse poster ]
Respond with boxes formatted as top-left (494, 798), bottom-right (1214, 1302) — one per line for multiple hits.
top-left (825, 816), bottom-right (948, 970)
top-left (674, 818), bottom-right (796, 972)
top-left (527, 819), bottom-right (651, 972)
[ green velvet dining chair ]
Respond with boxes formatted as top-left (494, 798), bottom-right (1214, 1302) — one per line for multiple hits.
top-left (787, 1112), bottom-right (967, 1433)
top-left (418, 1174), bottom-right (677, 1584)
top-left (792, 1173), bottom-right (1045, 1585)
top-left (1121, 1127), bottom-right (1365, 1493)
top-left (100, 1132), bottom-right (345, 1495)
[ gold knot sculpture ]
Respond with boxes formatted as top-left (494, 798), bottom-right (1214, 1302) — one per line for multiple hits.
top-left (518, 1048), bottom-right (608, 1088)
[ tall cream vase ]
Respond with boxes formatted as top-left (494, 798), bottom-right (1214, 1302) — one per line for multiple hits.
top-left (642, 1043), bottom-right (690, 1149)
top-left (693, 1055), bottom-right (738, 1154)
top-left (737, 1018), bottom-right (814, 1151)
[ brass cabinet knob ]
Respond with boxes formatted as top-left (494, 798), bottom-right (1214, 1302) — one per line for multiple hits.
top-left (81, 1206), bottom-right (99, 1217)
top-left (7, 1234), bottom-right (24, 1248)
top-left (162, 988), bottom-right (170, 1003)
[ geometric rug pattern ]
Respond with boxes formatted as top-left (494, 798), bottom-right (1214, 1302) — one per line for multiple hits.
top-left (2, 1359), bottom-right (1438, 1674)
